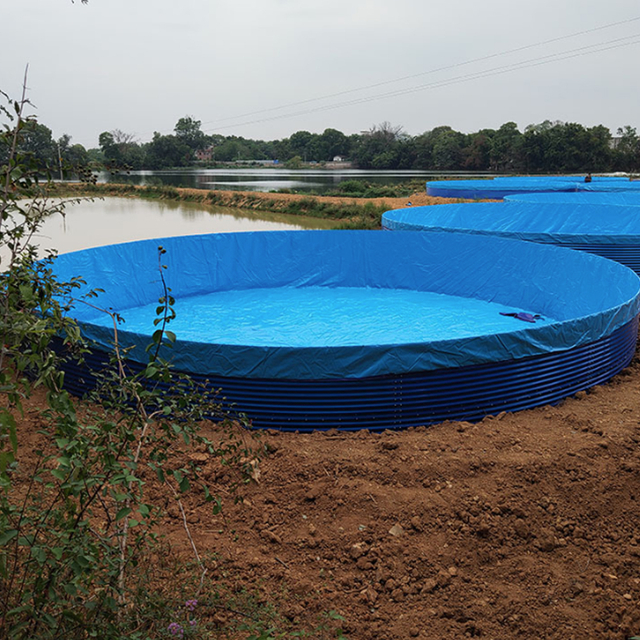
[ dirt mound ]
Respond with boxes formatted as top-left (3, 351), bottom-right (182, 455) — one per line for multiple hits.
top-left (188, 359), bottom-right (640, 639)
top-left (12, 355), bottom-right (640, 639)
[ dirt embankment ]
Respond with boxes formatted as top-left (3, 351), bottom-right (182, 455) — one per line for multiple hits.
top-left (13, 354), bottom-right (640, 639)
top-left (57, 182), bottom-right (462, 217)
top-left (199, 188), bottom-right (457, 211)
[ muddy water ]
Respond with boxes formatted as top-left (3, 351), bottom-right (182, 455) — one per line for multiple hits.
top-left (29, 197), bottom-right (337, 257)
top-left (101, 168), bottom-right (431, 193)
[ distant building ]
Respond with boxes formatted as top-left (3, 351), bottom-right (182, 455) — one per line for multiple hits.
top-left (195, 146), bottom-right (215, 162)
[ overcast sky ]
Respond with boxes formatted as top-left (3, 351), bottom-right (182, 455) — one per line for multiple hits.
top-left (3, 0), bottom-right (640, 149)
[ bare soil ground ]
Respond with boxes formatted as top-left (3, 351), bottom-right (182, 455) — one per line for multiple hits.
top-left (10, 186), bottom-right (639, 638)
top-left (201, 189), bottom-right (458, 210)
top-left (13, 350), bottom-right (640, 640)
top-left (65, 182), bottom-right (461, 213)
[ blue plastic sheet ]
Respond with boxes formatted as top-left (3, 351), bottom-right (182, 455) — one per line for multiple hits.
top-left (88, 286), bottom-right (552, 347)
top-left (581, 182), bottom-right (640, 192)
top-left (383, 202), bottom-right (640, 245)
top-left (426, 177), bottom-right (640, 199)
top-left (426, 179), bottom-right (577, 199)
top-left (52, 230), bottom-right (640, 380)
top-left (506, 192), bottom-right (640, 206)
top-left (493, 176), bottom-right (630, 183)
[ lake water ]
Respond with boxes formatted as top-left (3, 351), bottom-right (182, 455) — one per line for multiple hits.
top-left (100, 168), bottom-right (494, 193)
top-left (28, 197), bottom-right (336, 257)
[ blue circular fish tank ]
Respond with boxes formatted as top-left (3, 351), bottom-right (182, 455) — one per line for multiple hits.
top-left (426, 176), bottom-right (640, 199)
top-left (52, 230), bottom-right (640, 431)
top-left (383, 201), bottom-right (640, 275)
top-left (505, 191), bottom-right (640, 206)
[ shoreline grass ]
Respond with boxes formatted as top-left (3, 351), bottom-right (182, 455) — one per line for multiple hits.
top-left (50, 182), bottom-right (390, 229)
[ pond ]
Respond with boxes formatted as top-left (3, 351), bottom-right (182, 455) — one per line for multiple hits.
top-left (99, 168), bottom-right (494, 194)
top-left (29, 197), bottom-right (337, 257)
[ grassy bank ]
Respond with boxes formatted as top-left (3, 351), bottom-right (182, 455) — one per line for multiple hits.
top-left (324, 177), bottom-right (427, 199)
top-left (51, 183), bottom-right (393, 229)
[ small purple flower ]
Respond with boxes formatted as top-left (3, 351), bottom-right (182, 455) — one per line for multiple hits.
top-left (189, 619), bottom-right (197, 628)
top-left (185, 598), bottom-right (198, 612)
top-left (168, 622), bottom-right (184, 637)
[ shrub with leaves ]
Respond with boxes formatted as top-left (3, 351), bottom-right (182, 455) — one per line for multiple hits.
top-left (0, 82), bottom-right (260, 639)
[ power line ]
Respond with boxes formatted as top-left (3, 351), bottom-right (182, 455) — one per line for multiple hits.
top-left (198, 15), bottom-right (640, 128)
top-left (202, 32), bottom-right (640, 133)
top-left (138, 15), bottom-right (640, 140)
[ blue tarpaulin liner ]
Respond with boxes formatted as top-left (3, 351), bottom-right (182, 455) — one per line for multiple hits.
top-left (493, 176), bottom-right (630, 183)
top-left (53, 230), bottom-right (640, 381)
top-left (382, 202), bottom-right (640, 245)
top-left (506, 191), bottom-right (640, 206)
top-left (579, 182), bottom-right (640, 193)
top-left (426, 177), bottom-right (640, 199)
top-left (426, 179), bottom-right (577, 199)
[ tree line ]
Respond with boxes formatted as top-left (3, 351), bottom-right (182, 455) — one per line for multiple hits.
top-left (3, 116), bottom-right (640, 174)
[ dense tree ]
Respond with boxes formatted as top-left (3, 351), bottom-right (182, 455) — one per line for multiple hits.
top-left (461, 130), bottom-right (494, 170)
top-left (431, 127), bottom-right (466, 170)
top-left (490, 122), bottom-right (524, 172)
top-left (271, 137), bottom-right (291, 162)
top-left (98, 129), bottom-right (145, 169)
top-left (287, 131), bottom-right (319, 162)
top-left (86, 147), bottom-right (105, 165)
top-left (98, 131), bottom-right (117, 159)
top-left (614, 126), bottom-right (640, 172)
top-left (413, 126), bottom-right (464, 170)
top-left (81, 117), bottom-right (639, 173)
top-left (0, 114), bottom-right (86, 176)
top-left (522, 121), bottom-right (613, 173)
top-left (144, 132), bottom-right (190, 169)
top-left (57, 133), bottom-right (89, 174)
top-left (174, 116), bottom-right (207, 155)
top-left (212, 136), bottom-right (261, 162)
top-left (317, 128), bottom-right (349, 161)
top-left (19, 121), bottom-right (57, 169)
top-left (413, 130), bottom-right (436, 169)
top-left (350, 122), bottom-right (407, 169)
top-left (587, 125), bottom-right (614, 172)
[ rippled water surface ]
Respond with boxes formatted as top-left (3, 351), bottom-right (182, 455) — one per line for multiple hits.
top-left (30, 197), bottom-right (336, 256)
top-left (101, 168), bottom-right (491, 193)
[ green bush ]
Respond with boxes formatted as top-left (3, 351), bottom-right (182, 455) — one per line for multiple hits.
top-left (0, 86), bottom-right (263, 640)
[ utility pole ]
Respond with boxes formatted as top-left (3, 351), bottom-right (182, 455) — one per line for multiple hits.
top-left (56, 141), bottom-right (64, 181)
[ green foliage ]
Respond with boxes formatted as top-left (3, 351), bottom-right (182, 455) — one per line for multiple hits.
top-left (349, 122), bottom-right (409, 169)
top-left (99, 129), bottom-right (145, 171)
top-left (0, 87), bottom-right (264, 639)
top-left (614, 126), bottom-right (640, 172)
top-left (333, 201), bottom-right (385, 230)
top-left (521, 120), bottom-right (614, 173)
top-left (334, 179), bottom-right (366, 195)
top-left (174, 116), bottom-right (207, 153)
top-left (0, 252), bottom-right (254, 637)
top-left (332, 179), bottom-right (419, 199)
top-left (238, 608), bottom-right (349, 640)
top-left (145, 132), bottom-right (191, 169)
top-left (8, 90), bottom-right (638, 173)
top-left (284, 155), bottom-right (303, 169)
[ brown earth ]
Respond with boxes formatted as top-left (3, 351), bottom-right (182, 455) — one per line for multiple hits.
top-left (9, 186), bottom-right (639, 638)
top-left (12, 351), bottom-right (640, 640)
top-left (62, 182), bottom-right (464, 214)
top-left (196, 188), bottom-right (459, 211)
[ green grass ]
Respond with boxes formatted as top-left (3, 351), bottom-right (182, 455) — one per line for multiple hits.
top-left (50, 183), bottom-right (388, 229)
